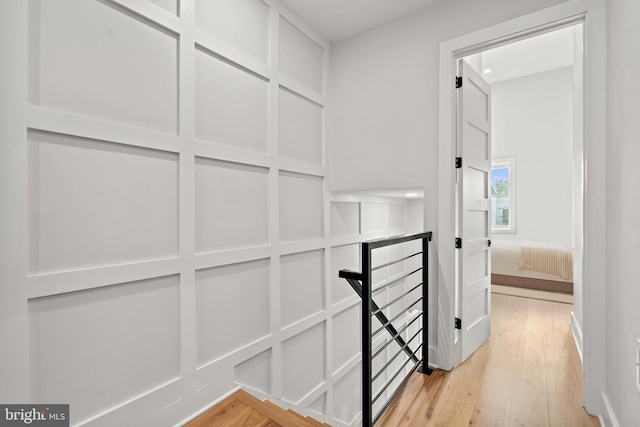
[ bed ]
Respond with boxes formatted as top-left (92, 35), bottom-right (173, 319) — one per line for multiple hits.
top-left (491, 240), bottom-right (573, 294)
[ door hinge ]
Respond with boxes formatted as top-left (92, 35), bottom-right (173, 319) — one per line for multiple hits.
top-left (456, 76), bottom-right (462, 88)
top-left (488, 239), bottom-right (492, 247)
top-left (455, 157), bottom-right (462, 168)
top-left (455, 238), bottom-right (462, 249)
top-left (455, 318), bottom-right (462, 329)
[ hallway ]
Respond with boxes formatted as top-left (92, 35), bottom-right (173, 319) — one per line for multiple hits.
top-left (379, 293), bottom-right (599, 426)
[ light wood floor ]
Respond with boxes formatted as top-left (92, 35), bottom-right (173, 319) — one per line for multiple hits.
top-left (378, 293), bottom-right (600, 427)
top-left (184, 389), bottom-right (329, 427)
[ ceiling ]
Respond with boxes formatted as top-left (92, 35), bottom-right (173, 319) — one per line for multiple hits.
top-left (277, 1), bottom-right (576, 85)
top-left (277, 0), bottom-right (442, 42)
top-left (478, 26), bottom-right (576, 84)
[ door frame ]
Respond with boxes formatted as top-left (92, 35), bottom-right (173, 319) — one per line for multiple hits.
top-left (435, 0), bottom-right (606, 416)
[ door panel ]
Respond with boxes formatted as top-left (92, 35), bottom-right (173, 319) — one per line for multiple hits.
top-left (457, 59), bottom-right (492, 363)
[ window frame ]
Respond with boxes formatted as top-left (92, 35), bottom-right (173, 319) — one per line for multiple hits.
top-left (490, 157), bottom-right (516, 234)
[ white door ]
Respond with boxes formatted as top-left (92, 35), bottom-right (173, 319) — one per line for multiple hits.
top-left (457, 59), bottom-right (492, 363)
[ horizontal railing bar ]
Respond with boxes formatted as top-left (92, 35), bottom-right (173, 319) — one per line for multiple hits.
top-left (373, 282), bottom-right (423, 314)
top-left (372, 313), bottom-right (422, 360)
top-left (372, 298), bottom-right (422, 337)
top-left (372, 267), bottom-right (424, 295)
top-left (345, 276), bottom-right (419, 364)
top-left (338, 269), bottom-right (363, 281)
top-left (371, 251), bottom-right (422, 272)
top-left (365, 232), bottom-right (432, 250)
top-left (372, 328), bottom-right (422, 383)
top-left (372, 343), bottom-right (423, 405)
top-left (372, 359), bottom-right (422, 426)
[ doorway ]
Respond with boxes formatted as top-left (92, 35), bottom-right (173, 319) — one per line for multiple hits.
top-left (436, 0), bottom-right (607, 415)
top-left (456, 23), bottom-right (583, 365)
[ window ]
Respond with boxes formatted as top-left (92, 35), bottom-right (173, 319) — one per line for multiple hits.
top-left (491, 158), bottom-right (515, 233)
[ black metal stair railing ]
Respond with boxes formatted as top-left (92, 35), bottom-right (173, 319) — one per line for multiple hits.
top-left (339, 231), bottom-right (433, 426)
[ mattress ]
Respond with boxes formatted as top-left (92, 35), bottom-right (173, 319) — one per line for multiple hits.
top-left (491, 240), bottom-right (573, 294)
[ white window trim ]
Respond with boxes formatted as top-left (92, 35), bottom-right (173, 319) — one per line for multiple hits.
top-left (491, 157), bottom-right (516, 234)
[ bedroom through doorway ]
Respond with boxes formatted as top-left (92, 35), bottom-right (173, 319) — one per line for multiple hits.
top-left (462, 22), bottom-right (584, 333)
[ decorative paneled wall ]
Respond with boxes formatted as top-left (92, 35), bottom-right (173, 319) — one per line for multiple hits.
top-left (0, 1), bottom-right (428, 426)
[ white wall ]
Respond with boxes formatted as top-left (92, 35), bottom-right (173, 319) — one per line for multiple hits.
top-left (327, 0), bottom-right (574, 373)
top-left (606, 0), bottom-right (640, 425)
top-left (491, 67), bottom-right (574, 247)
top-left (328, 0), bottom-right (570, 194)
top-left (0, 1), bottom-right (367, 426)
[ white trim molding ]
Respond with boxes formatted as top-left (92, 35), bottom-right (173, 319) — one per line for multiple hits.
top-left (570, 311), bottom-right (584, 362)
top-left (599, 393), bottom-right (621, 427)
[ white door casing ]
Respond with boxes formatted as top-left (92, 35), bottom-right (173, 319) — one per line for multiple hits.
top-left (456, 59), bottom-right (492, 363)
top-left (438, 0), bottom-right (606, 414)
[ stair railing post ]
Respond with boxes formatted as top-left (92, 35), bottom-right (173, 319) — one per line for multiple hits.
top-left (362, 242), bottom-right (373, 427)
top-left (418, 234), bottom-right (433, 375)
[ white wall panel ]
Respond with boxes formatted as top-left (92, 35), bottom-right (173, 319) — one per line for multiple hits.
top-left (362, 202), bottom-right (386, 233)
top-left (279, 172), bottom-right (324, 242)
top-left (387, 349), bottom-right (410, 401)
top-left (195, 0), bottom-right (269, 63)
top-left (388, 280), bottom-right (408, 321)
top-left (332, 304), bottom-right (361, 373)
top-left (28, 0), bottom-right (178, 134)
top-left (388, 241), bottom-right (407, 276)
top-left (28, 275), bottom-right (180, 425)
top-left (330, 201), bottom-right (360, 237)
top-left (388, 203), bottom-right (406, 234)
top-left (331, 244), bottom-right (360, 305)
top-left (234, 349), bottom-right (272, 395)
top-left (407, 199), bottom-right (425, 234)
top-left (28, 130), bottom-right (178, 274)
top-left (6, 0), bottom-right (333, 424)
top-left (195, 48), bottom-right (269, 152)
top-left (196, 259), bottom-right (270, 366)
top-left (281, 322), bottom-right (326, 403)
top-left (280, 250), bottom-right (324, 327)
top-left (279, 17), bottom-right (324, 93)
top-left (371, 339), bottom-right (389, 417)
top-left (149, 0), bottom-right (178, 15)
top-left (332, 365), bottom-right (361, 425)
top-left (406, 238), bottom-right (423, 270)
top-left (195, 158), bottom-right (269, 253)
top-left (307, 392), bottom-right (326, 416)
top-left (278, 87), bottom-right (323, 166)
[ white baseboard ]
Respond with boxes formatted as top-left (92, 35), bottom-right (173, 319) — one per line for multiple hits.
top-left (600, 393), bottom-right (621, 427)
top-left (570, 311), bottom-right (583, 362)
top-left (429, 346), bottom-right (439, 369)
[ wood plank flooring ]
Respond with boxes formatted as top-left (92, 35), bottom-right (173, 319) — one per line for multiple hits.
top-left (184, 390), bottom-right (329, 427)
top-left (378, 293), bottom-right (600, 427)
